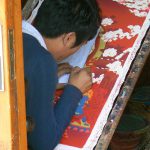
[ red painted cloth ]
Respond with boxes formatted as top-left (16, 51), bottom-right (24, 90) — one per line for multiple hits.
top-left (55, 0), bottom-right (150, 149)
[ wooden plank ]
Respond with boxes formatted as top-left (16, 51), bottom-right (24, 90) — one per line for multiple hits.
top-left (95, 28), bottom-right (150, 150)
top-left (22, 0), bottom-right (39, 20)
top-left (13, 0), bottom-right (27, 149)
top-left (0, 0), bottom-right (27, 149)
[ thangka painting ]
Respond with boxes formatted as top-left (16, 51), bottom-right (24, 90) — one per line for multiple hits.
top-left (55, 0), bottom-right (150, 150)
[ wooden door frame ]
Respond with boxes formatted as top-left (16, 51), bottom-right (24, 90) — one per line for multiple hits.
top-left (0, 0), bottom-right (27, 149)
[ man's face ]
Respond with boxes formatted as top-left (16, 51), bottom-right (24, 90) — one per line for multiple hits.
top-left (44, 32), bottom-right (87, 62)
top-left (54, 42), bottom-right (85, 62)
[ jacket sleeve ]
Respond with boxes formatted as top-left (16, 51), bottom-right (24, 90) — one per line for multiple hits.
top-left (26, 54), bottom-right (82, 150)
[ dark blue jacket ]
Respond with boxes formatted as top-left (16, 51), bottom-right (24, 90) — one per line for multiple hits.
top-left (23, 33), bottom-right (82, 150)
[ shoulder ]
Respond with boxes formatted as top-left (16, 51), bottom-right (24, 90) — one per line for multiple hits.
top-left (23, 33), bottom-right (57, 76)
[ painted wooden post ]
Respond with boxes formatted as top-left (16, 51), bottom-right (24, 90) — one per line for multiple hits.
top-left (0, 0), bottom-right (27, 149)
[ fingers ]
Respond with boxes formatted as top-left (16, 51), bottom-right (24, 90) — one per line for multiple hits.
top-left (82, 67), bottom-right (93, 89)
top-left (71, 66), bottom-right (81, 73)
top-left (58, 63), bottom-right (72, 77)
top-left (68, 66), bottom-right (93, 94)
top-left (58, 63), bottom-right (72, 71)
top-left (58, 67), bottom-right (72, 77)
top-left (81, 67), bottom-right (93, 83)
top-left (83, 67), bottom-right (92, 76)
top-left (71, 67), bottom-right (92, 82)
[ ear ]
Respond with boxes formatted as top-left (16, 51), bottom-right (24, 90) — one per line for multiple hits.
top-left (63, 32), bottom-right (76, 48)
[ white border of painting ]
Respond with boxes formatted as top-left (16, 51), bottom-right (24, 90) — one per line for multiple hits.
top-left (0, 25), bottom-right (4, 91)
top-left (54, 11), bottom-right (150, 150)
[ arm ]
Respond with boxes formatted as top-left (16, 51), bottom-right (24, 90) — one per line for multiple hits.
top-left (26, 54), bottom-right (82, 150)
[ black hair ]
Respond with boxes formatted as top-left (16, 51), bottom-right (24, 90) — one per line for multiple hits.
top-left (34, 0), bottom-right (102, 47)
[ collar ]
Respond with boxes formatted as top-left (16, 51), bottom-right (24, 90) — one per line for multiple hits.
top-left (22, 20), bottom-right (47, 50)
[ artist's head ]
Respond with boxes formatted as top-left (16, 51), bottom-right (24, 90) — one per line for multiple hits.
top-left (34, 0), bottom-right (102, 61)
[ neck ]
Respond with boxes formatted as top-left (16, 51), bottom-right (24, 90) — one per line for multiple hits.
top-left (42, 36), bottom-right (63, 61)
top-left (43, 36), bottom-right (56, 52)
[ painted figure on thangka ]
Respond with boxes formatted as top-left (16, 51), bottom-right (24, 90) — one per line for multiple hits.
top-left (54, 0), bottom-right (150, 150)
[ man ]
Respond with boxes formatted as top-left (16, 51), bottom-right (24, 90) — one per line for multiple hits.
top-left (23, 0), bottom-right (101, 149)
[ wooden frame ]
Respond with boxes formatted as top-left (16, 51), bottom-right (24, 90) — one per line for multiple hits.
top-left (0, 0), bottom-right (27, 150)
top-left (95, 28), bottom-right (150, 150)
